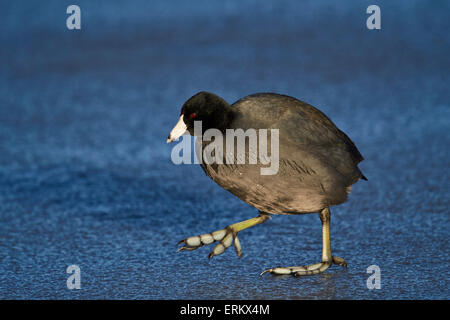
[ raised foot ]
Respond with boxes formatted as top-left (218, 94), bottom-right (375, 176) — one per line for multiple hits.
top-left (177, 226), bottom-right (242, 259)
top-left (260, 256), bottom-right (347, 277)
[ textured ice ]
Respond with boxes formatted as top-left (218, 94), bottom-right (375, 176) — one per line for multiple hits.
top-left (0, 0), bottom-right (448, 299)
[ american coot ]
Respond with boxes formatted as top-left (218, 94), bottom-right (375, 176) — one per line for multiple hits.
top-left (167, 92), bottom-right (367, 276)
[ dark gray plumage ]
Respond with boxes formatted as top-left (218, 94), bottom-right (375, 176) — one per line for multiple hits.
top-left (198, 93), bottom-right (366, 215)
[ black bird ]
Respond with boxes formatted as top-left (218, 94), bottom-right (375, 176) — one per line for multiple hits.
top-left (167, 92), bottom-right (366, 276)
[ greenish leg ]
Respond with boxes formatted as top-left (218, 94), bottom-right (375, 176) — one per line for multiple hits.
top-left (260, 207), bottom-right (347, 277)
top-left (178, 214), bottom-right (269, 259)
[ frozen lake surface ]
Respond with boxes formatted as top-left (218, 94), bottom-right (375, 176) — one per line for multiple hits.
top-left (0, 0), bottom-right (449, 299)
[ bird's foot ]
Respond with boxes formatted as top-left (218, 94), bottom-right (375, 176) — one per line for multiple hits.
top-left (260, 256), bottom-right (347, 277)
top-left (177, 226), bottom-right (243, 259)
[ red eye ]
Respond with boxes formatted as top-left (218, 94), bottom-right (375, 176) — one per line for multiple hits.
top-left (190, 113), bottom-right (197, 119)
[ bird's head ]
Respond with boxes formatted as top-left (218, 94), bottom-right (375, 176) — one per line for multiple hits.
top-left (167, 91), bottom-right (233, 143)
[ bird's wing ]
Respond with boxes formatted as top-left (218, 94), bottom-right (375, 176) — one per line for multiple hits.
top-left (232, 93), bottom-right (365, 184)
top-left (272, 103), bottom-right (365, 184)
